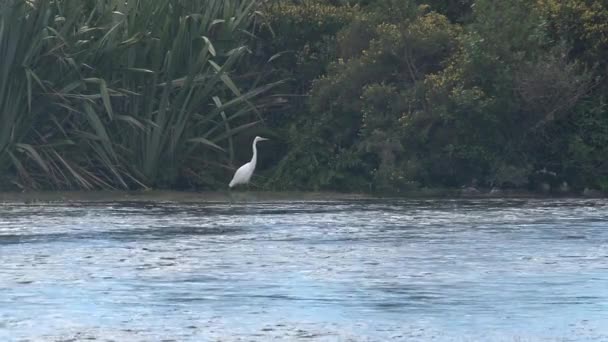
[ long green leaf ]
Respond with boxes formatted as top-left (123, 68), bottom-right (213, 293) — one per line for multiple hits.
top-left (15, 143), bottom-right (49, 173)
top-left (187, 137), bottom-right (226, 152)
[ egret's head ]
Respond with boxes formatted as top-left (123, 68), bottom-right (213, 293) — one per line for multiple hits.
top-left (254, 136), bottom-right (269, 143)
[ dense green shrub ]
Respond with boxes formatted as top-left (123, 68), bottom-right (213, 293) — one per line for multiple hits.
top-left (264, 0), bottom-right (608, 193)
top-left (268, 3), bottom-right (463, 191)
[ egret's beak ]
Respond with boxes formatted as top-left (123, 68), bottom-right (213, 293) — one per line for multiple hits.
top-left (259, 137), bottom-right (270, 141)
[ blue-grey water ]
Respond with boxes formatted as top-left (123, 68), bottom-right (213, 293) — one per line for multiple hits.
top-left (1, 198), bottom-right (608, 341)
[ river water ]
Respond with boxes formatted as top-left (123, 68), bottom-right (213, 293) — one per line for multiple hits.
top-left (1, 198), bottom-right (607, 341)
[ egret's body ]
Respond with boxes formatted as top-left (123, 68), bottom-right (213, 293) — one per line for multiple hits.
top-left (229, 136), bottom-right (268, 188)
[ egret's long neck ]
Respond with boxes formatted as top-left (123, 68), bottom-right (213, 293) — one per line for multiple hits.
top-left (250, 140), bottom-right (258, 166)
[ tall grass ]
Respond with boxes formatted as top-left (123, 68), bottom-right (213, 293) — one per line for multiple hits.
top-left (0, 0), bottom-right (277, 190)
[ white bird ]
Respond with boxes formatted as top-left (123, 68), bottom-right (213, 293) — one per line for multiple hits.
top-left (228, 136), bottom-right (269, 188)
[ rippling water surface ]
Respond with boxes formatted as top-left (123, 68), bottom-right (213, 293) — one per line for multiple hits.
top-left (1, 198), bottom-right (608, 341)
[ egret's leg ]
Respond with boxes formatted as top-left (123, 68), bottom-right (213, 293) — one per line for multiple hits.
top-left (227, 187), bottom-right (234, 206)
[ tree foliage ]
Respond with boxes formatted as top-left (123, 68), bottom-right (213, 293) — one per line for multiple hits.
top-left (261, 0), bottom-right (608, 193)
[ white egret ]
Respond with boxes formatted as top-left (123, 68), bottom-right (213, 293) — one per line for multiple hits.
top-left (228, 136), bottom-right (269, 188)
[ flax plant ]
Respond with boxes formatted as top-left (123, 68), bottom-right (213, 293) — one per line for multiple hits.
top-left (0, 0), bottom-right (277, 189)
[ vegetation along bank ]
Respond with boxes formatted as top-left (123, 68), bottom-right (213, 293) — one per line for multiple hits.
top-left (1, 0), bottom-right (607, 195)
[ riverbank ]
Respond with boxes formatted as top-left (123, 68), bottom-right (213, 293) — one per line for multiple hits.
top-left (0, 187), bottom-right (604, 204)
top-left (0, 190), bottom-right (369, 204)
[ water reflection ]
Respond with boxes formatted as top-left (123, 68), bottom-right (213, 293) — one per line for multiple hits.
top-left (1, 198), bottom-right (608, 341)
